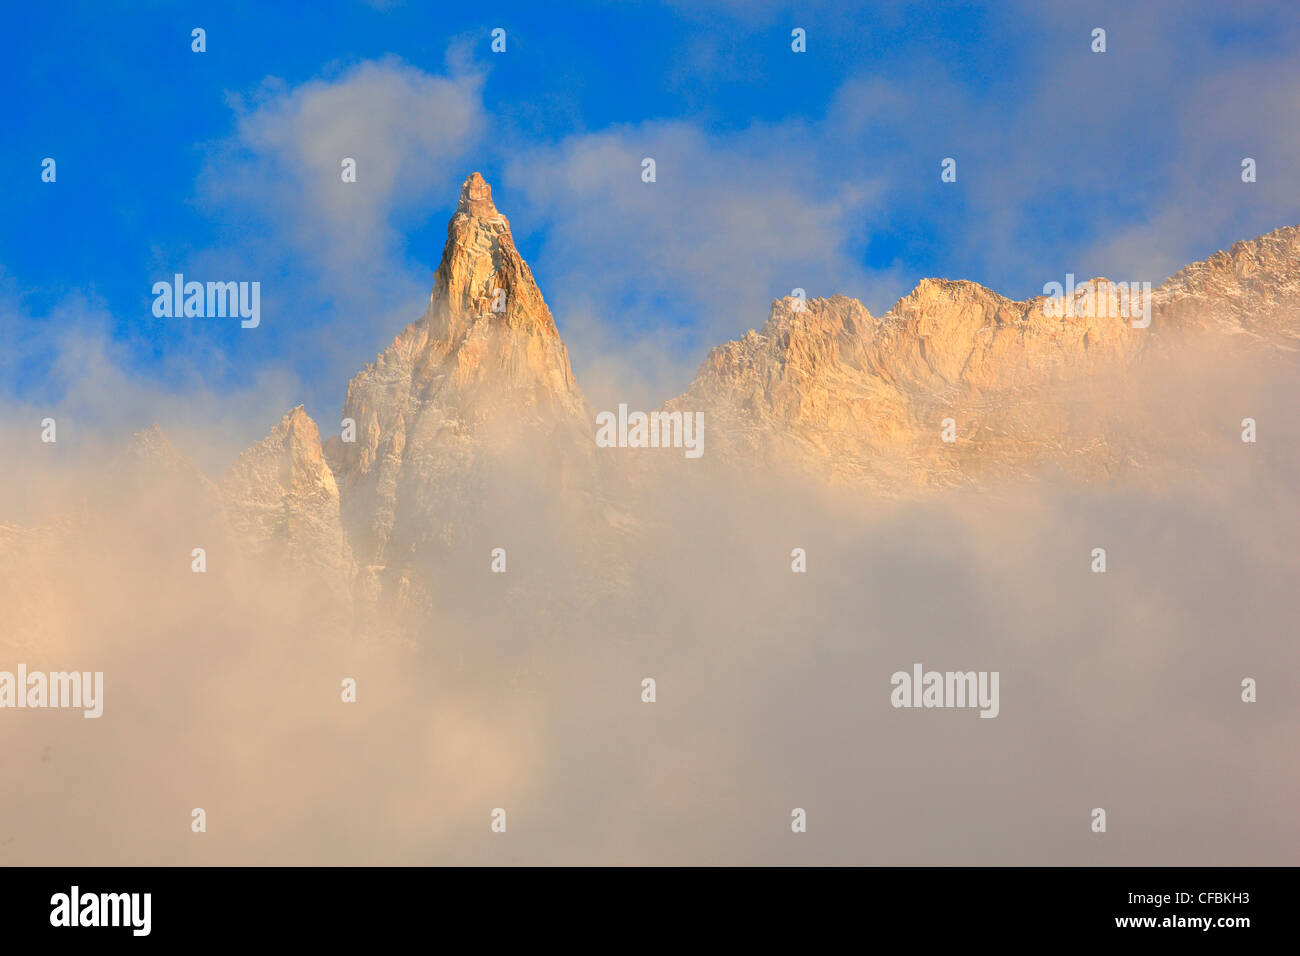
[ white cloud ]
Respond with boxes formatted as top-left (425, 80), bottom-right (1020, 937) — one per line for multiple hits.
top-left (506, 120), bottom-right (895, 359)
top-left (205, 56), bottom-right (485, 263)
top-left (184, 56), bottom-right (489, 416)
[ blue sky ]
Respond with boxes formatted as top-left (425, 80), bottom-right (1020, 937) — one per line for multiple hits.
top-left (4, 0), bottom-right (1299, 443)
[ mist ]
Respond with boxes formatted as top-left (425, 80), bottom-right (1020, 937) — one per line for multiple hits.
top-left (0, 323), bottom-right (1296, 866)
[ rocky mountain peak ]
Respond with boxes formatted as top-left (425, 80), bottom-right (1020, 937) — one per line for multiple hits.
top-left (269, 405), bottom-right (324, 460)
top-left (456, 171), bottom-right (499, 219)
top-left (1153, 224), bottom-right (1300, 344)
top-left (126, 423), bottom-right (178, 459)
top-left (671, 269), bottom-right (1159, 487)
top-left (117, 424), bottom-right (216, 489)
top-left (339, 173), bottom-right (586, 446)
top-left (329, 173), bottom-right (594, 608)
top-left (421, 171), bottom-right (561, 346)
top-left (220, 406), bottom-right (352, 595)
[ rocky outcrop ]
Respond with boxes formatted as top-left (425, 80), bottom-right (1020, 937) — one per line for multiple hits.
top-left (326, 172), bottom-right (598, 610)
top-left (1152, 224), bottom-right (1300, 346)
top-left (220, 406), bottom-right (353, 598)
top-left (667, 276), bottom-right (1153, 487)
top-left (667, 224), bottom-right (1300, 490)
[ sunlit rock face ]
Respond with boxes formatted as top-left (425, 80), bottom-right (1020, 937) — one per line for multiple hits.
top-left (1152, 224), bottom-right (1300, 346)
top-left (325, 173), bottom-right (597, 614)
top-left (221, 406), bottom-right (353, 603)
top-left (669, 230), bottom-right (1300, 490)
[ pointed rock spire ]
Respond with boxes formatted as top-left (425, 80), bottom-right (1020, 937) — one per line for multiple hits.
top-left (328, 172), bottom-right (593, 607)
top-left (427, 171), bottom-right (565, 347)
top-left (457, 171), bottom-right (499, 219)
top-left (221, 406), bottom-right (353, 592)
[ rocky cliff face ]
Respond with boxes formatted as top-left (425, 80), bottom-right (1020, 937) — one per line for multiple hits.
top-left (1152, 224), bottom-right (1300, 346)
top-left (669, 229), bottom-right (1299, 489)
top-left (220, 406), bottom-right (353, 599)
top-left (668, 278), bottom-right (1152, 488)
top-left (325, 172), bottom-right (597, 611)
